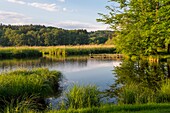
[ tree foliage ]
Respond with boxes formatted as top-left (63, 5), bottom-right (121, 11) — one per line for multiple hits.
top-left (98, 0), bottom-right (170, 55)
top-left (0, 24), bottom-right (113, 46)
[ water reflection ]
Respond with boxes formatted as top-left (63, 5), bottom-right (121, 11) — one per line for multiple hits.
top-left (106, 59), bottom-right (170, 104)
top-left (0, 56), bottom-right (121, 91)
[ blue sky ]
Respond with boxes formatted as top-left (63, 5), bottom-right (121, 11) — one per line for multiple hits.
top-left (0, 0), bottom-right (112, 31)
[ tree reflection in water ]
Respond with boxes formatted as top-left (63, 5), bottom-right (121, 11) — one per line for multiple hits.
top-left (106, 59), bottom-right (170, 104)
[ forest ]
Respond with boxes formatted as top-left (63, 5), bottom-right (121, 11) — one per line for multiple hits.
top-left (0, 24), bottom-right (113, 46)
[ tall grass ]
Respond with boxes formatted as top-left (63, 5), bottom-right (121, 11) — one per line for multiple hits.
top-left (61, 84), bottom-right (101, 109)
top-left (157, 79), bottom-right (170, 103)
top-left (0, 48), bottom-right (42, 59)
top-left (117, 79), bottom-right (170, 105)
top-left (3, 95), bottom-right (38, 113)
top-left (0, 68), bottom-right (63, 108)
top-left (0, 45), bottom-right (116, 59)
top-left (118, 82), bottom-right (156, 104)
top-left (41, 45), bottom-right (116, 56)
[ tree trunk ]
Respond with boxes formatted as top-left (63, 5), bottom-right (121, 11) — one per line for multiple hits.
top-left (168, 44), bottom-right (170, 54)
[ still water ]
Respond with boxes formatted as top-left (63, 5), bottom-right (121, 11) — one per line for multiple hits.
top-left (1, 56), bottom-right (170, 106)
top-left (0, 56), bottom-right (121, 90)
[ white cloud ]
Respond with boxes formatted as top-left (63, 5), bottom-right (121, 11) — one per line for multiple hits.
top-left (7, 0), bottom-right (26, 5)
top-left (0, 10), bottom-right (109, 31)
top-left (63, 8), bottom-right (67, 11)
top-left (6, 0), bottom-right (59, 12)
top-left (0, 10), bottom-right (31, 24)
top-left (28, 3), bottom-right (58, 12)
top-left (55, 21), bottom-right (110, 31)
top-left (58, 0), bottom-right (65, 2)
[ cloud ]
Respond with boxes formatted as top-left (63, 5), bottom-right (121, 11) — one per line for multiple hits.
top-left (55, 21), bottom-right (110, 31)
top-left (0, 10), bottom-right (31, 24)
top-left (7, 0), bottom-right (26, 5)
top-left (6, 0), bottom-right (59, 12)
top-left (0, 10), bottom-right (109, 31)
top-left (58, 0), bottom-right (65, 2)
top-left (28, 3), bottom-right (58, 12)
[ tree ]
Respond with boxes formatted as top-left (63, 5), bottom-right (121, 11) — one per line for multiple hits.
top-left (98, 0), bottom-right (170, 55)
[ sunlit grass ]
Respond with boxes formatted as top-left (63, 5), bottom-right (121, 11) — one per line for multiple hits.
top-left (0, 45), bottom-right (116, 59)
top-left (60, 84), bottom-right (101, 109)
top-left (0, 68), bottom-right (63, 105)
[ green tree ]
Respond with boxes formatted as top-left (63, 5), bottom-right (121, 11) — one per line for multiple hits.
top-left (98, 0), bottom-right (170, 55)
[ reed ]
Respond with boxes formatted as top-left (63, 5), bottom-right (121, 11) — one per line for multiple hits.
top-left (40, 45), bottom-right (116, 56)
top-left (3, 95), bottom-right (39, 113)
top-left (118, 82), bottom-right (156, 104)
top-left (0, 48), bottom-right (42, 59)
top-left (157, 79), bottom-right (170, 103)
top-left (0, 45), bottom-right (116, 59)
top-left (60, 84), bottom-right (101, 109)
top-left (0, 68), bottom-right (63, 106)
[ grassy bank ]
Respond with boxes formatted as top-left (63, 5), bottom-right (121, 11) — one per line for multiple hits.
top-left (4, 103), bottom-right (170, 113)
top-left (0, 47), bottom-right (42, 59)
top-left (0, 45), bottom-right (116, 59)
top-left (0, 68), bottom-right (63, 110)
top-left (2, 83), bottom-right (170, 113)
top-left (50, 104), bottom-right (170, 113)
top-left (40, 45), bottom-right (116, 56)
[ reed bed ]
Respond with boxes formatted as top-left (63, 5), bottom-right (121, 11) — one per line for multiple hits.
top-left (39, 45), bottom-right (116, 56)
top-left (0, 68), bottom-right (63, 108)
top-left (0, 47), bottom-right (42, 59)
top-left (0, 45), bottom-right (116, 59)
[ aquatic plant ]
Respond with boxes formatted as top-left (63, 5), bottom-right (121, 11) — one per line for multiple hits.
top-left (0, 68), bottom-right (63, 107)
top-left (61, 84), bottom-right (101, 109)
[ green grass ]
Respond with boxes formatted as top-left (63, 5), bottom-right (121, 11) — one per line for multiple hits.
top-left (60, 84), bottom-right (101, 109)
top-left (0, 45), bottom-right (116, 59)
top-left (40, 45), bottom-right (116, 56)
top-left (0, 47), bottom-right (42, 59)
top-left (46, 103), bottom-right (170, 113)
top-left (3, 103), bottom-right (170, 113)
top-left (0, 68), bottom-right (63, 108)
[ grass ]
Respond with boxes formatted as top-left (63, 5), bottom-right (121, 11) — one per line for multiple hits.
top-left (60, 84), bottom-right (101, 109)
top-left (51, 104), bottom-right (170, 113)
top-left (5, 103), bottom-right (170, 113)
top-left (2, 83), bottom-right (170, 113)
top-left (0, 45), bottom-right (116, 59)
top-left (38, 45), bottom-right (116, 56)
top-left (0, 47), bottom-right (42, 59)
top-left (0, 68), bottom-right (63, 108)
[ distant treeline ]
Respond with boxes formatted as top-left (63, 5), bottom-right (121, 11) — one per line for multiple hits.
top-left (0, 24), bottom-right (113, 46)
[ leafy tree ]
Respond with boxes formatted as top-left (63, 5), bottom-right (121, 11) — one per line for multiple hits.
top-left (0, 24), bottom-right (112, 46)
top-left (98, 0), bottom-right (170, 55)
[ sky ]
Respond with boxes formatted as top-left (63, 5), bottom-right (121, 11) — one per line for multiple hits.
top-left (0, 0), bottom-right (112, 31)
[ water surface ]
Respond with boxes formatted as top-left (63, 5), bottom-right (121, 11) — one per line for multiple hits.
top-left (0, 56), bottom-right (121, 90)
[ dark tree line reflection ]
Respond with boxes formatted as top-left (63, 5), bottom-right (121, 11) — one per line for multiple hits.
top-left (106, 59), bottom-right (170, 104)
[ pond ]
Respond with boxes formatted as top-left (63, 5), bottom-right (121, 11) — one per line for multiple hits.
top-left (0, 56), bottom-right (121, 91)
top-left (1, 56), bottom-right (169, 107)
